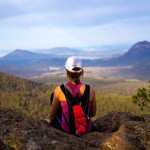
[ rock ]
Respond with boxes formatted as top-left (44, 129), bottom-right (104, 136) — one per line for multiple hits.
top-left (93, 111), bottom-right (150, 149)
top-left (0, 108), bottom-right (150, 150)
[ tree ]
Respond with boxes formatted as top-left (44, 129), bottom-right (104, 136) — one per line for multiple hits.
top-left (132, 81), bottom-right (150, 111)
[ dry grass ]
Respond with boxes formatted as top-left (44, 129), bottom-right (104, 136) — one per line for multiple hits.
top-left (31, 66), bottom-right (133, 79)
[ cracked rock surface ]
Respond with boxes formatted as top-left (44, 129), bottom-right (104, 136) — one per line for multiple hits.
top-left (0, 108), bottom-right (150, 150)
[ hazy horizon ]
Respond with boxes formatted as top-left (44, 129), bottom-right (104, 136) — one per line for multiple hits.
top-left (0, 43), bottom-right (131, 57)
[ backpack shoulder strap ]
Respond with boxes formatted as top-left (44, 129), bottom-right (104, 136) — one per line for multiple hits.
top-left (60, 84), bottom-right (82, 105)
top-left (60, 84), bottom-right (76, 134)
top-left (82, 84), bottom-right (90, 99)
top-left (60, 84), bottom-right (71, 103)
top-left (60, 83), bottom-right (90, 110)
top-left (81, 84), bottom-right (90, 117)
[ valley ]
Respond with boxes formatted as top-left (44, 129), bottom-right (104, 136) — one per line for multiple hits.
top-left (0, 40), bottom-right (150, 80)
top-left (30, 66), bottom-right (134, 80)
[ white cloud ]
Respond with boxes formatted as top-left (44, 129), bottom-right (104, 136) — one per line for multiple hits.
top-left (1, 17), bottom-right (150, 50)
top-left (1, 0), bottom-right (150, 27)
top-left (0, 0), bottom-right (150, 51)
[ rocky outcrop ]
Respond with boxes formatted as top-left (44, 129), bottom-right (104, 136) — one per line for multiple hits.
top-left (0, 107), bottom-right (150, 150)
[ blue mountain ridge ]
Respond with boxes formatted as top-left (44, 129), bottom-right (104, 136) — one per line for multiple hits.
top-left (0, 41), bottom-right (150, 79)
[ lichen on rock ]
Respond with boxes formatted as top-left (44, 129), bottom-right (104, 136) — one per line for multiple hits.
top-left (0, 108), bottom-right (150, 150)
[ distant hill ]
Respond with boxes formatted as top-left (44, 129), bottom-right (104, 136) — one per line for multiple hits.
top-left (94, 41), bottom-right (150, 66)
top-left (0, 49), bottom-right (67, 77)
top-left (112, 41), bottom-right (150, 79)
top-left (0, 41), bottom-right (150, 79)
top-left (0, 47), bottom-right (109, 77)
top-left (117, 40), bottom-right (150, 64)
top-left (2, 48), bottom-right (75, 60)
top-left (3, 49), bottom-right (53, 60)
top-left (125, 41), bottom-right (150, 56)
top-left (37, 47), bottom-right (80, 56)
top-left (87, 41), bottom-right (150, 79)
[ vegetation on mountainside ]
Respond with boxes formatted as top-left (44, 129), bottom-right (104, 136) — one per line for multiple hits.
top-left (93, 79), bottom-right (149, 117)
top-left (0, 73), bottom-right (56, 119)
top-left (132, 81), bottom-right (150, 111)
top-left (32, 76), bottom-right (150, 116)
top-left (0, 72), bottom-right (149, 120)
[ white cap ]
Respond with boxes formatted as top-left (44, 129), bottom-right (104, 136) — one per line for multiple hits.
top-left (64, 56), bottom-right (82, 73)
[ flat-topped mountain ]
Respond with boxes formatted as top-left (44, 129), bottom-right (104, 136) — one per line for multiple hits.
top-left (2, 49), bottom-right (55, 60)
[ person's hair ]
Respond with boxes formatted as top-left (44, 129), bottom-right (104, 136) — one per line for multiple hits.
top-left (66, 68), bottom-right (84, 84)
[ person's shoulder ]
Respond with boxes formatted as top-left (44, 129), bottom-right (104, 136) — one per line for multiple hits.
top-left (90, 85), bottom-right (95, 89)
top-left (54, 85), bottom-right (62, 94)
top-left (83, 83), bottom-right (95, 93)
top-left (85, 83), bottom-right (94, 89)
top-left (55, 85), bottom-right (60, 90)
top-left (89, 85), bottom-right (95, 93)
top-left (53, 84), bottom-right (67, 101)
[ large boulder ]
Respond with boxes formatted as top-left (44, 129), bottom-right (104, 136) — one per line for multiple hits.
top-left (92, 111), bottom-right (150, 149)
top-left (0, 108), bottom-right (150, 150)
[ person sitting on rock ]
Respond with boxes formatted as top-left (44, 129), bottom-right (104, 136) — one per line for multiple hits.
top-left (45, 56), bottom-right (96, 136)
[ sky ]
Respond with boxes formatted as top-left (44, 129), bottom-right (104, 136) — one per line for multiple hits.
top-left (0, 0), bottom-right (150, 56)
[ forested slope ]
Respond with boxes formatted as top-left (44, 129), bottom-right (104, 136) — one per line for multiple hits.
top-left (0, 72), bottom-right (56, 119)
top-left (0, 72), bottom-right (149, 120)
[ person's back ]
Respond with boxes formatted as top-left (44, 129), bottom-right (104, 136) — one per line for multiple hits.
top-left (47, 56), bottom-right (96, 135)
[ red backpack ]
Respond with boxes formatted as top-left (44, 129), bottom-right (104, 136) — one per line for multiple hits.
top-left (73, 105), bottom-right (87, 134)
top-left (60, 84), bottom-right (90, 136)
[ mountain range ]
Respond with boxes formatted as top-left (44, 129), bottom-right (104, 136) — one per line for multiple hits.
top-left (0, 41), bottom-right (150, 79)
